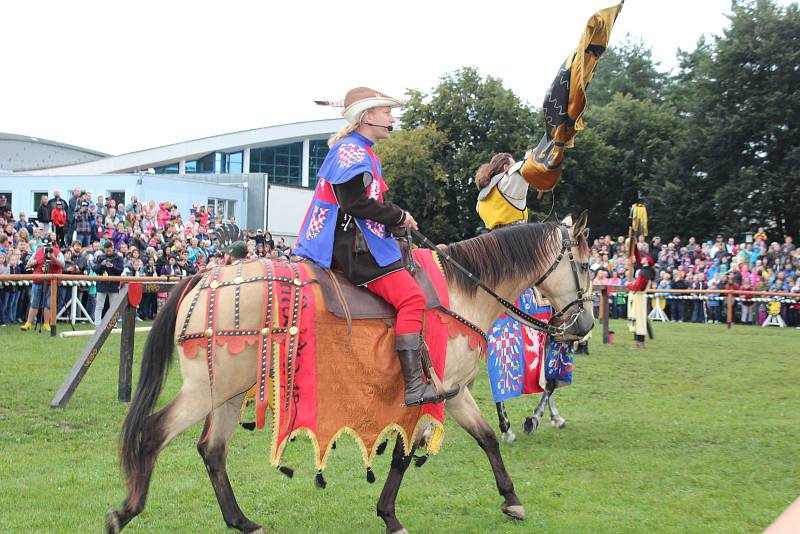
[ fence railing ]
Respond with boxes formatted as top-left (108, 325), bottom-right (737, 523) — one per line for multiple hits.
top-left (592, 285), bottom-right (800, 343)
top-left (0, 274), bottom-right (181, 336)
top-left (3, 274), bottom-right (796, 338)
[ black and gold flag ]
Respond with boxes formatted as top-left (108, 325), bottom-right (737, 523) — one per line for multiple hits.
top-left (521, 2), bottom-right (623, 194)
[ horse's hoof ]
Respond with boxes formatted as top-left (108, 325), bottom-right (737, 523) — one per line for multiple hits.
top-left (387, 528), bottom-right (409, 534)
top-left (244, 528), bottom-right (265, 534)
top-left (501, 429), bottom-right (516, 443)
top-left (502, 503), bottom-right (527, 520)
top-left (550, 417), bottom-right (566, 429)
top-left (105, 511), bottom-right (121, 534)
top-left (522, 417), bottom-right (539, 434)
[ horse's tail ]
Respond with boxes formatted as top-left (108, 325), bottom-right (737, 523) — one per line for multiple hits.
top-left (120, 274), bottom-right (201, 498)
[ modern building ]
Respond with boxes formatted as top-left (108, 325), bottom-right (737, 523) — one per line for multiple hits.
top-left (0, 118), bottom-right (346, 238)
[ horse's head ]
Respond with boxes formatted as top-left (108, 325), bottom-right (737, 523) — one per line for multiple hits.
top-left (536, 211), bottom-right (595, 341)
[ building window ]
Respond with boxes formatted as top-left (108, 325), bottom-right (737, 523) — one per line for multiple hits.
top-left (32, 191), bottom-right (48, 213)
top-left (250, 142), bottom-right (302, 186)
top-left (188, 153), bottom-right (217, 174)
top-left (154, 162), bottom-right (180, 174)
top-left (308, 139), bottom-right (329, 188)
top-left (107, 191), bottom-right (126, 209)
top-left (207, 198), bottom-right (236, 221)
top-left (224, 151), bottom-right (243, 174)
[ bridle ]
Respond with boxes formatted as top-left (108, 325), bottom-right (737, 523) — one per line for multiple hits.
top-left (531, 224), bottom-right (593, 334)
top-left (410, 224), bottom-right (592, 337)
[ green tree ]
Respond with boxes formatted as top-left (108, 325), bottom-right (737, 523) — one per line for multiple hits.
top-left (587, 36), bottom-right (667, 107)
top-left (560, 94), bottom-right (682, 236)
top-left (655, 0), bottom-right (800, 239)
top-left (399, 67), bottom-right (540, 242)
top-left (376, 127), bottom-right (456, 240)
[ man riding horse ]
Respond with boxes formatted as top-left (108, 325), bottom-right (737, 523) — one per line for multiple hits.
top-left (293, 86), bottom-right (459, 407)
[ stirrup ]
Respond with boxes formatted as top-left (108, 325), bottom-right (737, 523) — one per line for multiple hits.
top-left (402, 383), bottom-right (460, 407)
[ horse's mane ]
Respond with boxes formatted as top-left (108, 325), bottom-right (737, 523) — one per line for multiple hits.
top-left (441, 222), bottom-right (569, 297)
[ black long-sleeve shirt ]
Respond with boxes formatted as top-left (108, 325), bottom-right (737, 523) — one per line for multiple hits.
top-left (331, 173), bottom-right (406, 285)
top-left (92, 252), bottom-right (124, 293)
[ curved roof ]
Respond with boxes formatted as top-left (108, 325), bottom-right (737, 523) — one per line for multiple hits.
top-left (0, 132), bottom-right (109, 172)
top-left (25, 118), bottom-right (346, 176)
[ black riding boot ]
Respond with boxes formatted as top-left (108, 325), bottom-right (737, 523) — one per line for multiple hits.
top-left (396, 333), bottom-right (459, 407)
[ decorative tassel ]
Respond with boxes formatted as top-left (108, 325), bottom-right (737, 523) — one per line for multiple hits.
top-left (315, 470), bottom-right (327, 489)
top-left (366, 467), bottom-right (376, 484)
top-left (413, 454), bottom-right (429, 467)
top-left (277, 465), bottom-right (294, 478)
top-left (375, 440), bottom-right (388, 455)
top-left (240, 422), bottom-right (256, 431)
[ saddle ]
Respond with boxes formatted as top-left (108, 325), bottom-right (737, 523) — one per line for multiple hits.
top-left (303, 261), bottom-right (441, 320)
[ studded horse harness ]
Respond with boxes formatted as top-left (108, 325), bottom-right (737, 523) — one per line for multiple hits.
top-left (177, 259), bottom-right (314, 436)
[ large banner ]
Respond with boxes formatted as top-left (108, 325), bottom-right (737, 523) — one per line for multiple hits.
top-left (521, 3), bottom-right (624, 193)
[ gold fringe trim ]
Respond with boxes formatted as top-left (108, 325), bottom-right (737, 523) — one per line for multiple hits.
top-left (431, 250), bottom-right (445, 276)
top-left (270, 344), bottom-right (444, 471)
top-left (265, 288), bottom-right (446, 471)
top-left (268, 399), bottom-right (445, 470)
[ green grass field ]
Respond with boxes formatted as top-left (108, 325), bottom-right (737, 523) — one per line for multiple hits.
top-left (0, 320), bottom-right (798, 533)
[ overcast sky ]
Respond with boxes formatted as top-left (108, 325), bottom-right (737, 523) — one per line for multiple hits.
top-left (1, 0), bottom-right (789, 155)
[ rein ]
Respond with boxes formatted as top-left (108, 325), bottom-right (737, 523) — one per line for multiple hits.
top-left (410, 226), bottom-right (590, 337)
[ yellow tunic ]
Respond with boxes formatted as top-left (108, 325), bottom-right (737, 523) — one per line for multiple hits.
top-left (476, 166), bottom-right (529, 229)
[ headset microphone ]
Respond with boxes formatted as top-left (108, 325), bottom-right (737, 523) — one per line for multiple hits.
top-left (365, 122), bottom-right (394, 132)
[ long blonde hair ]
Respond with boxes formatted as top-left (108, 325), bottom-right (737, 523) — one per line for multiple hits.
top-left (328, 122), bottom-right (360, 147)
top-left (475, 153), bottom-right (513, 189)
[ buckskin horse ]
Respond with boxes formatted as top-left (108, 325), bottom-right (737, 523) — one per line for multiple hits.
top-left (106, 213), bottom-right (593, 534)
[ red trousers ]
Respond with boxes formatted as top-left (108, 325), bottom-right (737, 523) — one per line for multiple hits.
top-left (366, 269), bottom-right (425, 335)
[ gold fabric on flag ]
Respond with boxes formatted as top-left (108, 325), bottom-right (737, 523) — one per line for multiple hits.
top-left (521, 3), bottom-right (624, 193)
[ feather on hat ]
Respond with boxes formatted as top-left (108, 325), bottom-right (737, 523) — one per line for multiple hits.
top-left (315, 86), bottom-right (403, 125)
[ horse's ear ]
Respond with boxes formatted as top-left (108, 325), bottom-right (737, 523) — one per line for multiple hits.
top-left (561, 213), bottom-right (574, 226)
top-left (574, 210), bottom-right (589, 235)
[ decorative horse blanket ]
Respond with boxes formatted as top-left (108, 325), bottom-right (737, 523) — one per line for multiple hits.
top-left (177, 251), bottom-right (482, 474)
top-left (487, 289), bottom-right (574, 403)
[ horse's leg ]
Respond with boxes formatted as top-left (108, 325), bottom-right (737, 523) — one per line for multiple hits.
top-left (376, 436), bottom-right (417, 534)
top-left (106, 388), bottom-right (211, 533)
top-left (546, 381), bottom-right (566, 429)
top-left (495, 401), bottom-right (516, 443)
top-left (197, 391), bottom-right (262, 533)
top-left (522, 385), bottom-right (550, 435)
top-left (447, 389), bottom-right (526, 520)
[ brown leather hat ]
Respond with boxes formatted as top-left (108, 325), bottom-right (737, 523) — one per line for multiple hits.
top-left (342, 87), bottom-right (403, 125)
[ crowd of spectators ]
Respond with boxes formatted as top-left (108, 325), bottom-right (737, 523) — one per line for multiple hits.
top-left (1, 190), bottom-right (799, 328)
top-left (588, 229), bottom-right (800, 327)
top-left (0, 189), bottom-right (292, 327)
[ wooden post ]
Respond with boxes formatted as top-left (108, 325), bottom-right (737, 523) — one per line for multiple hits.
top-left (51, 287), bottom-right (130, 409)
top-left (601, 286), bottom-right (610, 344)
top-left (727, 291), bottom-right (734, 330)
top-left (118, 303), bottom-right (136, 402)
top-left (49, 279), bottom-right (58, 337)
top-left (51, 281), bottom-right (176, 409)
